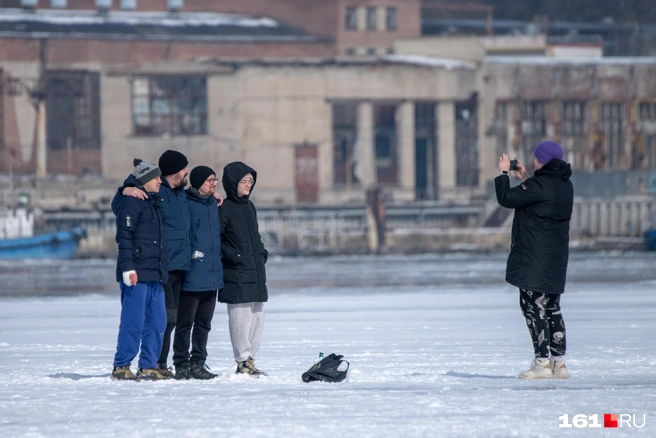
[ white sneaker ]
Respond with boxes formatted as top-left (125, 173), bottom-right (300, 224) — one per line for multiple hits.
top-left (550, 358), bottom-right (571, 379)
top-left (519, 359), bottom-right (553, 379)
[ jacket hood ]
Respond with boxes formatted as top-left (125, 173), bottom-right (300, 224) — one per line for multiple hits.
top-left (222, 161), bottom-right (257, 203)
top-left (536, 158), bottom-right (572, 181)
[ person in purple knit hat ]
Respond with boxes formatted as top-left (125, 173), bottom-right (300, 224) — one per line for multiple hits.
top-left (495, 141), bottom-right (574, 380)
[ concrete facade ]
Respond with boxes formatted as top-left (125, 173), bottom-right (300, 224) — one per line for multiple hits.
top-left (100, 58), bottom-right (477, 205)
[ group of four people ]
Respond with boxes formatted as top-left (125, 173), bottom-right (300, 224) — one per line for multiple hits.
top-left (111, 150), bottom-right (269, 381)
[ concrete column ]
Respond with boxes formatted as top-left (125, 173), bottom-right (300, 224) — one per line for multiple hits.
top-left (437, 101), bottom-right (456, 196)
top-left (356, 101), bottom-right (376, 187)
top-left (397, 101), bottom-right (415, 193)
top-left (36, 101), bottom-right (47, 179)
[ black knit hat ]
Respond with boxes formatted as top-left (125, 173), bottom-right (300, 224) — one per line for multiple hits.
top-left (158, 150), bottom-right (189, 176)
top-left (190, 165), bottom-right (216, 190)
top-left (133, 158), bottom-right (161, 186)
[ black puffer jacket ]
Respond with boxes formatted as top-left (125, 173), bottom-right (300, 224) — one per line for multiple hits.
top-left (218, 162), bottom-right (268, 304)
top-left (114, 175), bottom-right (169, 284)
top-left (495, 159), bottom-right (574, 294)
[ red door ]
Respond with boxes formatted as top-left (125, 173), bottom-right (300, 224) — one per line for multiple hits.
top-left (295, 143), bottom-right (318, 204)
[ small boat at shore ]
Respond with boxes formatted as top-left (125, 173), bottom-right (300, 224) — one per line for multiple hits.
top-left (0, 227), bottom-right (87, 259)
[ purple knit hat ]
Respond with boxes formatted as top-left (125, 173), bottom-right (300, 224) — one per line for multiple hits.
top-left (534, 141), bottom-right (564, 165)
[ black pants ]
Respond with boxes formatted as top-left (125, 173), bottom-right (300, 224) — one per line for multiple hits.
top-left (519, 288), bottom-right (566, 359)
top-left (172, 290), bottom-right (217, 366)
top-left (157, 270), bottom-right (185, 366)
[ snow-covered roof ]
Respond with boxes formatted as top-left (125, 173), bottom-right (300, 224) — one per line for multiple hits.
top-left (0, 8), bottom-right (320, 42)
top-left (381, 54), bottom-right (477, 70)
top-left (200, 55), bottom-right (477, 70)
top-left (485, 56), bottom-right (656, 65)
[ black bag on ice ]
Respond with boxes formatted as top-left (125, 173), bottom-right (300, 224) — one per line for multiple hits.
top-left (302, 353), bottom-right (349, 383)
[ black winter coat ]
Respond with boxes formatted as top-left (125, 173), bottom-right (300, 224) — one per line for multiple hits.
top-left (114, 175), bottom-right (169, 284)
top-left (182, 188), bottom-right (224, 292)
top-left (495, 159), bottom-right (574, 294)
top-left (218, 162), bottom-right (268, 304)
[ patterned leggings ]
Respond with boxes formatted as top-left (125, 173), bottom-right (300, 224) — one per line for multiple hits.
top-left (519, 289), bottom-right (566, 359)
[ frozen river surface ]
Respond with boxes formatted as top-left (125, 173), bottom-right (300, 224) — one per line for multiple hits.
top-left (0, 252), bottom-right (655, 437)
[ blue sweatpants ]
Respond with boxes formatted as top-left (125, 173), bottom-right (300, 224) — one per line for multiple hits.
top-left (113, 281), bottom-right (166, 370)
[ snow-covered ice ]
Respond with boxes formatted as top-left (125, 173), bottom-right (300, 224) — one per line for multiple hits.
top-left (0, 252), bottom-right (655, 437)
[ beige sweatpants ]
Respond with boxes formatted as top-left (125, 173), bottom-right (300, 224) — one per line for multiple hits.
top-left (227, 302), bottom-right (264, 363)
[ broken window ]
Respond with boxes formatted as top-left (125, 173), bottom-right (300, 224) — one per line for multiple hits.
top-left (332, 102), bottom-right (359, 185)
top-left (455, 100), bottom-right (478, 187)
top-left (46, 71), bottom-right (100, 151)
top-left (562, 101), bottom-right (586, 169)
top-left (600, 102), bottom-right (623, 169)
top-left (132, 75), bottom-right (207, 136)
top-left (493, 102), bottom-right (508, 160)
top-left (521, 101), bottom-right (546, 165)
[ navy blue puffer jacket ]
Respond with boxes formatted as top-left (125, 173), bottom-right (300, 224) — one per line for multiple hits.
top-left (181, 188), bottom-right (224, 292)
top-left (112, 175), bottom-right (191, 272)
top-left (114, 175), bottom-right (169, 284)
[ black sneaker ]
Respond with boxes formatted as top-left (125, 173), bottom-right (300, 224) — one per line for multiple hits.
top-left (157, 363), bottom-right (175, 379)
top-left (174, 363), bottom-right (191, 380)
top-left (190, 361), bottom-right (218, 380)
top-left (112, 365), bottom-right (139, 381)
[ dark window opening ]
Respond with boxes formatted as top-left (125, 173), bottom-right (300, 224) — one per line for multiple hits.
top-left (366, 7), bottom-right (377, 31)
top-left (345, 6), bottom-right (357, 30)
top-left (332, 102), bottom-right (359, 185)
top-left (415, 102), bottom-right (438, 200)
top-left (46, 71), bottom-right (101, 151)
top-left (374, 104), bottom-right (397, 184)
top-left (562, 101), bottom-right (586, 169)
top-left (132, 75), bottom-right (207, 137)
top-left (455, 100), bottom-right (478, 187)
top-left (386, 7), bottom-right (397, 31)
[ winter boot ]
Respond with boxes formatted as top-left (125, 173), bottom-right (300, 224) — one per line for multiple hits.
top-left (157, 362), bottom-right (175, 379)
top-left (236, 357), bottom-right (265, 377)
top-left (136, 368), bottom-right (172, 380)
top-left (190, 361), bottom-right (217, 380)
top-left (174, 363), bottom-right (191, 380)
top-left (112, 365), bottom-right (138, 381)
top-left (247, 357), bottom-right (267, 376)
top-left (550, 358), bottom-right (571, 379)
top-left (519, 358), bottom-right (553, 379)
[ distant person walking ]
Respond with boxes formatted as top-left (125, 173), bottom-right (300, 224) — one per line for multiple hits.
top-left (172, 166), bottom-right (224, 380)
top-left (111, 159), bottom-right (170, 381)
top-left (219, 162), bottom-right (268, 377)
top-left (495, 141), bottom-right (574, 379)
